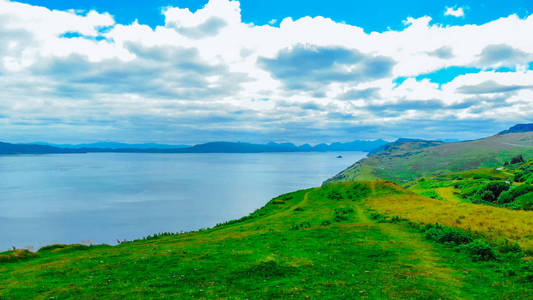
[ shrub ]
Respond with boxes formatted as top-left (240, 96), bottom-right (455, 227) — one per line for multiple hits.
top-left (514, 164), bottom-right (533, 182)
top-left (327, 191), bottom-right (343, 201)
top-left (291, 222), bottom-right (311, 230)
top-left (506, 192), bottom-right (533, 210)
top-left (370, 212), bottom-right (388, 223)
top-left (140, 232), bottom-right (177, 241)
top-left (321, 220), bottom-right (332, 226)
top-left (520, 262), bottom-right (533, 283)
top-left (498, 184), bottom-right (533, 204)
top-left (457, 240), bottom-right (497, 261)
top-left (473, 181), bottom-right (510, 203)
top-left (424, 224), bottom-right (473, 245)
top-left (334, 207), bottom-right (354, 215)
top-left (334, 215), bottom-right (348, 222)
top-left (333, 207), bottom-right (354, 222)
top-left (499, 241), bottom-right (523, 255)
top-left (390, 216), bottom-right (403, 223)
top-left (458, 180), bottom-right (489, 201)
top-left (350, 183), bottom-right (371, 200)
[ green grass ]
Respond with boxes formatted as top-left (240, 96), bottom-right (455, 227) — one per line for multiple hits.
top-left (328, 132), bottom-right (533, 184)
top-left (407, 159), bottom-right (533, 212)
top-left (1, 181), bottom-right (532, 299)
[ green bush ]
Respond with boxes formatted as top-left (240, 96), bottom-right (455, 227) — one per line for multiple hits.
top-left (291, 222), bottom-right (311, 230)
top-left (498, 184), bottom-right (533, 204)
top-left (498, 241), bottom-right (523, 255)
top-left (350, 183), bottom-right (371, 200)
top-left (478, 181), bottom-right (510, 202)
top-left (457, 240), bottom-right (497, 261)
top-left (424, 224), bottom-right (473, 245)
top-left (370, 212), bottom-right (388, 223)
top-left (327, 191), bottom-right (343, 201)
top-left (514, 165), bottom-right (533, 182)
top-left (506, 192), bottom-right (533, 210)
top-left (333, 207), bottom-right (354, 222)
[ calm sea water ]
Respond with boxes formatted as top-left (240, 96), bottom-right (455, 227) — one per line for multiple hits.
top-left (0, 152), bottom-right (365, 251)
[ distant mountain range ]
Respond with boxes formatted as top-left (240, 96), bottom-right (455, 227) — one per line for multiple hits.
top-left (0, 142), bottom-right (85, 155)
top-left (0, 139), bottom-right (389, 155)
top-left (30, 142), bottom-right (191, 150)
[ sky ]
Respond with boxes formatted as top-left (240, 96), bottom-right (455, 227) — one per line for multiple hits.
top-left (1, 0), bottom-right (533, 144)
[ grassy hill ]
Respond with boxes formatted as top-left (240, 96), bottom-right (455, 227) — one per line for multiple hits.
top-left (325, 130), bottom-right (533, 184)
top-left (1, 179), bottom-right (532, 298)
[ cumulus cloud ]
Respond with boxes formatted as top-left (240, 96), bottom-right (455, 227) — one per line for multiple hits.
top-left (478, 44), bottom-right (532, 67)
top-left (444, 6), bottom-right (465, 18)
top-left (0, 0), bottom-right (532, 143)
top-left (258, 45), bottom-right (395, 92)
top-left (427, 46), bottom-right (454, 59)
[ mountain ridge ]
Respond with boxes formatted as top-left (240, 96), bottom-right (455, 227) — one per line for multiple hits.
top-left (0, 139), bottom-right (388, 154)
top-left (498, 123), bottom-right (533, 135)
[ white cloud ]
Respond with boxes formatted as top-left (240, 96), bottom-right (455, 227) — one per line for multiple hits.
top-left (444, 6), bottom-right (465, 18)
top-left (0, 0), bottom-right (532, 143)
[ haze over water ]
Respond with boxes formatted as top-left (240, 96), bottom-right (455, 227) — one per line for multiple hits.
top-left (0, 152), bottom-right (366, 250)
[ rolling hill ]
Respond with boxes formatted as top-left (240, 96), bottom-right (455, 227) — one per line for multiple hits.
top-left (326, 125), bottom-right (533, 184)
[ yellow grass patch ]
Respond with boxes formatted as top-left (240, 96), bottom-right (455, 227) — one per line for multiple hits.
top-left (366, 190), bottom-right (533, 250)
top-left (434, 187), bottom-right (462, 203)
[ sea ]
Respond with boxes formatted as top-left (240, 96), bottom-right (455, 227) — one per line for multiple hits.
top-left (0, 151), bottom-right (366, 250)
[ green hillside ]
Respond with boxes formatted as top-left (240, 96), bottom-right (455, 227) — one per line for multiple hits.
top-left (2, 179), bottom-right (532, 299)
top-left (326, 131), bottom-right (533, 184)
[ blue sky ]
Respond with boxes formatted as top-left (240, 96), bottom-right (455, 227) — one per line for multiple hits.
top-left (0, 0), bottom-right (532, 144)
top-left (16, 0), bottom-right (533, 30)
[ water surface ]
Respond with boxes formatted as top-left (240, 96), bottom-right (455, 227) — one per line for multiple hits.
top-left (0, 152), bottom-right (366, 250)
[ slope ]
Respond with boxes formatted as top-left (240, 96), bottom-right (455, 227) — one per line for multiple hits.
top-left (326, 130), bottom-right (533, 184)
top-left (1, 181), bottom-right (531, 299)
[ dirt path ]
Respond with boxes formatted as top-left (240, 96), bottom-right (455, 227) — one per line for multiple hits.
top-left (353, 192), bottom-right (463, 298)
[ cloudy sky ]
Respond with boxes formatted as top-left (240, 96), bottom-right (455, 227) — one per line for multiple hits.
top-left (1, 0), bottom-right (532, 144)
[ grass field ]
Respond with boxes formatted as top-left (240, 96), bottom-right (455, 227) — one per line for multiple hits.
top-left (1, 181), bottom-right (532, 299)
top-left (370, 181), bottom-right (533, 250)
